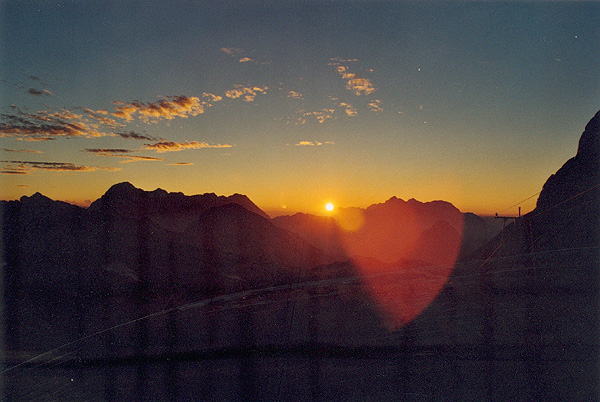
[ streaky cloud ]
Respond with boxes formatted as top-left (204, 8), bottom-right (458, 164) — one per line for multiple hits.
top-left (84, 148), bottom-right (164, 163)
top-left (114, 130), bottom-right (159, 141)
top-left (0, 110), bottom-right (106, 140)
top-left (295, 140), bottom-right (334, 146)
top-left (144, 140), bottom-right (232, 153)
top-left (112, 95), bottom-right (206, 123)
top-left (2, 148), bottom-right (43, 154)
top-left (119, 155), bottom-right (164, 163)
top-left (23, 137), bottom-right (55, 142)
top-left (0, 170), bottom-right (28, 175)
top-left (27, 88), bottom-right (53, 96)
top-left (84, 148), bottom-right (131, 154)
top-left (0, 160), bottom-right (119, 173)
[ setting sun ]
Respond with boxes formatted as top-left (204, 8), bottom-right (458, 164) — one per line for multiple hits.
top-left (325, 203), bottom-right (334, 211)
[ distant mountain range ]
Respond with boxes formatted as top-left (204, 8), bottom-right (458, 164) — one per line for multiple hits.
top-left (2, 178), bottom-right (501, 334)
top-left (2, 110), bottom-right (598, 401)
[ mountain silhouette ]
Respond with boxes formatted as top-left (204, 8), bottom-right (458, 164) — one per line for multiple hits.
top-left (88, 181), bottom-right (269, 231)
top-left (274, 197), bottom-right (499, 265)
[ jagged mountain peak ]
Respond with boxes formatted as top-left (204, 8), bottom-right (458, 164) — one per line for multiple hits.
top-left (536, 109), bottom-right (600, 210)
top-left (20, 192), bottom-right (52, 203)
top-left (88, 182), bottom-right (269, 226)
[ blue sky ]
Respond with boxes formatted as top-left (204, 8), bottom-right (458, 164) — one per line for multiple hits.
top-left (1, 1), bottom-right (599, 215)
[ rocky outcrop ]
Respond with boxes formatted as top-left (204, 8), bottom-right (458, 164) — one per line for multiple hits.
top-left (536, 110), bottom-right (599, 212)
top-left (533, 110), bottom-right (600, 250)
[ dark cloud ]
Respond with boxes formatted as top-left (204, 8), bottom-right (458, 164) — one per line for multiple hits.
top-left (84, 148), bottom-right (131, 154)
top-left (2, 148), bottom-right (43, 154)
top-left (115, 130), bottom-right (159, 141)
top-left (0, 160), bottom-right (118, 173)
top-left (0, 111), bottom-right (104, 140)
top-left (24, 137), bottom-right (55, 142)
top-left (83, 149), bottom-right (164, 163)
top-left (27, 88), bottom-right (53, 96)
top-left (0, 170), bottom-right (28, 175)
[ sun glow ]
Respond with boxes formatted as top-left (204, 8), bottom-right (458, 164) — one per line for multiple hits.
top-left (325, 203), bottom-right (334, 211)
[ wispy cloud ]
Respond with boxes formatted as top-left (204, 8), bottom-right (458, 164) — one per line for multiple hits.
top-left (167, 162), bottom-right (194, 166)
top-left (293, 108), bottom-right (335, 125)
top-left (330, 58), bottom-right (376, 96)
top-left (83, 108), bottom-right (124, 128)
top-left (345, 76), bottom-right (376, 96)
top-left (202, 92), bottom-right (223, 103)
top-left (287, 90), bottom-right (303, 100)
top-left (330, 58), bottom-right (359, 63)
top-left (221, 47), bottom-right (266, 64)
top-left (221, 47), bottom-right (243, 55)
top-left (225, 85), bottom-right (268, 102)
top-left (84, 148), bottom-right (164, 163)
top-left (23, 137), bottom-right (55, 142)
top-left (0, 170), bottom-right (28, 175)
top-left (27, 88), bottom-right (53, 96)
top-left (368, 99), bottom-right (383, 113)
top-left (84, 148), bottom-right (131, 155)
top-left (339, 102), bottom-right (358, 117)
top-left (294, 141), bottom-right (334, 146)
top-left (0, 110), bottom-right (106, 140)
top-left (0, 160), bottom-right (119, 174)
top-left (144, 141), bottom-right (232, 153)
top-left (114, 130), bottom-right (159, 141)
top-left (119, 155), bottom-right (164, 163)
top-left (4, 82), bottom-right (266, 146)
top-left (2, 148), bottom-right (43, 154)
top-left (112, 95), bottom-right (207, 123)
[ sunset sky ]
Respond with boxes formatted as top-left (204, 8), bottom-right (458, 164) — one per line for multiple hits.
top-left (1, 1), bottom-right (599, 216)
